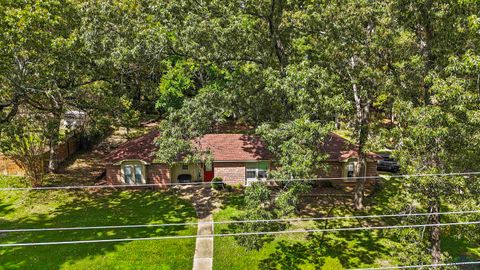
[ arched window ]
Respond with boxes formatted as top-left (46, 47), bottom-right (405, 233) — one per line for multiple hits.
top-left (121, 161), bottom-right (146, 184)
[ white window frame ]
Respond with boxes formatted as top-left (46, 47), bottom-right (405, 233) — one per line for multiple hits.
top-left (344, 159), bottom-right (357, 182)
top-left (121, 161), bottom-right (146, 184)
top-left (245, 161), bottom-right (269, 185)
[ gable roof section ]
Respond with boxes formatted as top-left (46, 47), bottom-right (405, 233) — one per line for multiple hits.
top-left (321, 133), bottom-right (381, 161)
top-left (106, 130), bottom-right (160, 164)
top-left (105, 130), bottom-right (379, 164)
top-left (105, 131), bottom-right (272, 164)
top-left (197, 134), bottom-right (273, 161)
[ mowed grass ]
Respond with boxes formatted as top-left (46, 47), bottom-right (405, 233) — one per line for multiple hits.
top-left (213, 194), bottom-right (316, 270)
top-left (0, 176), bottom-right (197, 270)
top-left (212, 192), bottom-right (394, 269)
top-left (212, 177), bottom-right (480, 269)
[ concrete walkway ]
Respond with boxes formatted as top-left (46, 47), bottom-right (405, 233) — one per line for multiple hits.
top-left (179, 187), bottom-right (215, 270)
top-left (193, 214), bottom-right (214, 270)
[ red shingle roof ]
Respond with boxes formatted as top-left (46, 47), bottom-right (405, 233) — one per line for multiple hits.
top-left (321, 133), bottom-right (381, 161)
top-left (105, 130), bottom-right (160, 164)
top-left (196, 134), bottom-right (273, 161)
top-left (105, 130), bottom-right (379, 164)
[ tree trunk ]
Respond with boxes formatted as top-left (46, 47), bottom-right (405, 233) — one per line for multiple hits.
top-left (268, 0), bottom-right (287, 75)
top-left (419, 0), bottom-right (434, 105)
top-left (428, 199), bottom-right (442, 267)
top-left (390, 103), bottom-right (395, 124)
top-left (353, 156), bottom-right (367, 210)
top-left (351, 75), bottom-right (370, 211)
top-left (335, 114), bottom-right (341, 129)
top-left (47, 112), bottom-right (62, 173)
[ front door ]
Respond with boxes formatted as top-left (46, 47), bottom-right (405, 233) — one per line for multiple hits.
top-left (204, 163), bottom-right (214, 182)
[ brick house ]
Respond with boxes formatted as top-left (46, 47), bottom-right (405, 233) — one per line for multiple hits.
top-left (105, 130), bottom-right (380, 186)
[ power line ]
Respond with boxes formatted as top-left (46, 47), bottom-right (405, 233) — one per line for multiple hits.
top-left (348, 261), bottom-right (480, 270)
top-left (1, 171), bottom-right (479, 191)
top-left (1, 210), bottom-right (479, 234)
top-left (1, 220), bottom-right (479, 247)
top-left (268, 171), bottom-right (480, 182)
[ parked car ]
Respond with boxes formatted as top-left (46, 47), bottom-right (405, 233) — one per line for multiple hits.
top-left (377, 153), bottom-right (400, 173)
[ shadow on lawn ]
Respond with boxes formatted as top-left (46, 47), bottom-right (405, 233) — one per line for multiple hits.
top-left (215, 182), bottom-right (397, 269)
top-left (217, 189), bottom-right (245, 211)
top-left (0, 189), bottom-right (196, 269)
top-left (0, 201), bottom-right (14, 216)
top-left (257, 228), bottom-right (391, 270)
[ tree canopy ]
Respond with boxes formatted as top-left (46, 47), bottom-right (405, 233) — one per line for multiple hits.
top-left (1, 0), bottom-right (480, 265)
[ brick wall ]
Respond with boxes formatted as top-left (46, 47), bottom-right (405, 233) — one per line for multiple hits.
top-left (366, 161), bottom-right (378, 176)
top-left (318, 161), bottom-right (344, 178)
top-left (317, 160), bottom-right (378, 188)
top-left (106, 164), bottom-right (122, 184)
top-left (105, 160), bottom-right (377, 188)
top-left (147, 164), bottom-right (170, 186)
top-left (106, 163), bottom-right (171, 187)
top-left (214, 162), bottom-right (245, 185)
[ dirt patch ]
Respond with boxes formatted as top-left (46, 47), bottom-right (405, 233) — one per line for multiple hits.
top-left (47, 128), bottom-right (141, 186)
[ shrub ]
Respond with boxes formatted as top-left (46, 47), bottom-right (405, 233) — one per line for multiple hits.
top-left (234, 183), bottom-right (243, 190)
top-left (321, 257), bottom-right (344, 270)
top-left (0, 121), bottom-right (48, 187)
top-left (212, 177), bottom-right (225, 190)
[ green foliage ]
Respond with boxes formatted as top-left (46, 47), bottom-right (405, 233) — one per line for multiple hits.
top-left (212, 176), bottom-right (225, 190)
top-left (274, 182), bottom-right (311, 217)
top-left (232, 183), bottom-right (280, 251)
top-left (257, 117), bottom-right (332, 179)
top-left (244, 182), bottom-right (272, 209)
top-left (119, 95), bottom-right (141, 132)
top-left (156, 60), bottom-right (199, 112)
top-left (0, 117), bottom-right (48, 186)
top-left (234, 209), bottom-right (278, 251)
top-left (155, 88), bottom-right (230, 164)
top-left (321, 257), bottom-right (344, 270)
top-left (1, 0), bottom-right (480, 264)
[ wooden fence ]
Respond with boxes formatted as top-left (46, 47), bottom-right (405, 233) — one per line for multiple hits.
top-left (0, 134), bottom-right (81, 176)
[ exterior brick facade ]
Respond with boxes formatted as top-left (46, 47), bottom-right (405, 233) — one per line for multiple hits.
top-left (106, 164), bottom-right (122, 184)
top-left (147, 164), bottom-right (170, 186)
top-left (366, 161), bottom-right (378, 176)
top-left (106, 163), bottom-right (171, 187)
top-left (103, 131), bottom-right (380, 188)
top-left (214, 162), bottom-right (246, 185)
top-left (105, 160), bottom-right (378, 187)
top-left (318, 161), bottom-right (378, 188)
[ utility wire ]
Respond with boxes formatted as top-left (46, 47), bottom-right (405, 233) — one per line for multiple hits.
top-left (1, 210), bottom-right (479, 233)
top-left (348, 261), bottom-right (480, 269)
top-left (1, 171), bottom-right (479, 191)
top-left (268, 171), bottom-right (480, 182)
top-left (1, 220), bottom-right (479, 247)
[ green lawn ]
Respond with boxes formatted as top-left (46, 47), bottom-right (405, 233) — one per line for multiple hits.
top-left (0, 176), bottom-right (197, 270)
top-left (212, 192), bottom-right (395, 269)
top-left (212, 178), bottom-right (480, 269)
top-left (213, 193), bottom-right (317, 270)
